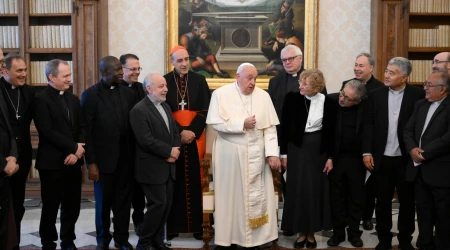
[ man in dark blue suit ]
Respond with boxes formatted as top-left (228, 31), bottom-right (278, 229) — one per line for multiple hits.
top-left (130, 73), bottom-right (181, 250)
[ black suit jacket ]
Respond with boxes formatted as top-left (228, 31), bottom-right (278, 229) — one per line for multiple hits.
top-left (362, 85), bottom-right (424, 171)
top-left (0, 85), bottom-right (18, 175)
top-left (81, 80), bottom-right (138, 173)
top-left (279, 92), bottom-right (337, 156)
top-left (33, 86), bottom-right (85, 170)
top-left (122, 80), bottom-right (146, 100)
top-left (0, 77), bottom-right (34, 170)
top-left (328, 93), bottom-right (369, 158)
top-left (130, 97), bottom-right (181, 185)
top-left (341, 75), bottom-right (384, 94)
top-left (404, 97), bottom-right (450, 187)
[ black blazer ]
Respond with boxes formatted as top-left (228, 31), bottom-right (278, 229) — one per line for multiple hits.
top-left (341, 75), bottom-right (385, 94)
top-left (130, 97), bottom-right (181, 185)
top-left (362, 85), bottom-right (424, 171)
top-left (122, 80), bottom-right (146, 100)
top-left (279, 92), bottom-right (337, 156)
top-left (0, 85), bottom-right (18, 174)
top-left (33, 86), bottom-right (85, 170)
top-left (328, 93), bottom-right (369, 158)
top-left (81, 80), bottom-right (138, 173)
top-left (404, 98), bottom-right (450, 187)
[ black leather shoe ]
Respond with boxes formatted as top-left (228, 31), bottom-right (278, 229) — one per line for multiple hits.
top-left (114, 242), bottom-right (134, 250)
top-left (61, 244), bottom-right (78, 250)
top-left (349, 238), bottom-right (363, 247)
top-left (283, 231), bottom-right (295, 236)
top-left (398, 242), bottom-right (415, 250)
top-left (96, 243), bottom-right (110, 250)
top-left (305, 239), bottom-right (317, 249)
top-left (327, 235), bottom-right (345, 246)
top-left (193, 232), bottom-right (203, 240)
top-left (293, 237), bottom-right (307, 248)
top-left (136, 244), bottom-right (153, 250)
top-left (375, 242), bottom-right (392, 250)
top-left (362, 219), bottom-right (374, 230)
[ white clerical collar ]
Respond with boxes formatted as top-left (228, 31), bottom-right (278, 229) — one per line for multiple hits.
top-left (11, 85), bottom-right (16, 89)
top-left (59, 91), bottom-right (64, 95)
top-left (128, 84), bottom-right (132, 87)
top-left (110, 85), bottom-right (115, 89)
top-left (291, 73), bottom-right (297, 77)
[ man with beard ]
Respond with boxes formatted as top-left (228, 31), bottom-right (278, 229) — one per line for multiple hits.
top-left (432, 52), bottom-right (450, 74)
top-left (164, 46), bottom-right (211, 240)
top-left (81, 56), bottom-right (137, 250)
top-left (327, 80), bottom-right (368, 248)
top-left (119, 53), bottom-right (146, 234)
top-left (0, 53), bottom-right (35, 248)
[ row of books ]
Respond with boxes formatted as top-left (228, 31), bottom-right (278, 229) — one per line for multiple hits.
top-left (30, 60), bottom-right (73, 84)
top-left (409, 26), bottom-right (450, 47)
top-left (410, 60), bottom-right (432, 83)
top-left (29, 0), bottom-right (72, 14)
top-left (0, 0), bottom-right (18, 14)
top-left (410, 0), bottom-right (450, 13)
top-left (0, 26), bottom-right (19, 48)
top-left (30, 25), bottom-right (72, 48)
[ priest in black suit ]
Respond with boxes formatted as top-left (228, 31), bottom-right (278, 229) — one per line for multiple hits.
top-left (327, 80), bottom-right (368, 248)
top-left (119, 53), bottom-right (146, 234)
top-left (341, 52), bottom-right (384, 231)
top-left (81, 56), bottom-right (137, 250)
top-left (0, 53), bottom-right (35, 246)
top-left (0, 81), bottom-right (19, 250)
top-left (362, 57), bottom-right (424, 250)
top-left (163, 46), bottom-right (211, 239)
top-left (130, 73), bottom-right (181, 250)
top-left (404, 72), bottom-right (450, 250)
top-left (33, 59), bottom-right (86, 250)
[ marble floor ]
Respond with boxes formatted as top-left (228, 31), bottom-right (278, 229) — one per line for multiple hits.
top-left (19, 199), bottom-right (417, 249)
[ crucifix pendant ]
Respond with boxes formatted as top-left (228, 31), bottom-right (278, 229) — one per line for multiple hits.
top-left (179, 99), bottom-right (187, 110)
top-left (16, 112), bottom-right (20, 120)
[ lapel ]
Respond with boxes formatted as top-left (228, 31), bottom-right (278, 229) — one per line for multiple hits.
top-left (398, 85), bottom-right (411, 126)
top-left (416, 101), bottom-right (430, 142)
top-left (380, 88), bottom-right (389, 129)
top-left (423, 99), bottom-right (447, 136)
top-left (97, 82), bottom-right (120, 126)
top-left (0, 87), bottom-right (11, 130)
top-left (145, 98), bottom-right (170, 134)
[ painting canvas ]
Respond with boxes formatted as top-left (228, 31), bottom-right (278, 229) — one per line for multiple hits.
top-left (167, 0), bottom-right (318, 89)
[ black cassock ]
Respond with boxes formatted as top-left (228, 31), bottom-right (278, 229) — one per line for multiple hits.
top-left (164, 70), bottom-right (211, 234)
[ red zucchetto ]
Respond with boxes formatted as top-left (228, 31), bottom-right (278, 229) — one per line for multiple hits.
top-left (170, 45), bottom-right (186, 56)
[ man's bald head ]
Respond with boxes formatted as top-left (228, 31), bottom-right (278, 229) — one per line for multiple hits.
top-left (99, 56), bottom-right (123, 84)
top-left (432, 52), bottom-right (450, 74)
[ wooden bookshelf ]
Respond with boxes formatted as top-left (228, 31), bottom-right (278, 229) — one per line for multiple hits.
top-left (27, 48), bottom-right (73, 53)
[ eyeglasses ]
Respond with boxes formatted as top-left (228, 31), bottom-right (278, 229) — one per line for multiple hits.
top-left (281, 55), bottom-right (300, 64)
top-left (298, 80), bottom-right (310, 88)
top-left (123, 67), bottom-right (143, 72)
top-left (432, 59), bottom-right (450, 65)
top-left (423, 82), bottom-right (444, 88)
top-left (339, 90), bottom-right (358, 102)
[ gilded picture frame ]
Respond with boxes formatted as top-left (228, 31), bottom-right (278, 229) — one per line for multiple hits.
top-left (165, 0), bottom-right (319, 90)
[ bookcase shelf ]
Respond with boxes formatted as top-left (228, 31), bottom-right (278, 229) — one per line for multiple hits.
top-left (29, 13), bottom-right (71, 17)
top-left (0, 14), bottom-right (18, 17)
top-left (27, 48), bottom-right (73, 53)
top-left (409, 47), bottom-right (450, 52)
top-left (409, 12), bottom-right (450, 16)
top-left (2, 48), bottom-right (20, 53)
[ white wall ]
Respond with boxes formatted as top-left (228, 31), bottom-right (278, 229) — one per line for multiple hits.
top-left (108, 0), bottom-right (372, 91)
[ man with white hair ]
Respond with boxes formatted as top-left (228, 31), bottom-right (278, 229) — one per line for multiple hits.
top-left (206, 63), bottom-right (281, 249)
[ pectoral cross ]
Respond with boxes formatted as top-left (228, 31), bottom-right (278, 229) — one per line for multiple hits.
top-left (179, 99), bottom-right (187, 110)
top-left (16, 112), bottom-right (20, 120)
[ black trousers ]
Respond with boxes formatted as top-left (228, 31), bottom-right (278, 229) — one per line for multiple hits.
top-left (0, 176), bottom-right (18, 250)
top-left (329, 156), bottom-right (365, 240)
top-left (138, 178), bottom-right (174, 247)
top-left (415, 171), bottom-right (450, 250)
top-left (9, 160), bottom-right (31, 244)
top-left (375, 156), bottom-right (415, 244)
top-left (39, 166), bottom-right (81, 249)
top-left (132, 178), bottom-right (146, 227)
top-left (362, 173), bottom-right (376, 221)
top-left (99, 162), bottom-right (132, 245)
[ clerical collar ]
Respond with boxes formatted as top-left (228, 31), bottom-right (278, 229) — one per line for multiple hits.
top-left (148, 95), bottom-right (162, 105)
top-left (174, 70), bottom-right (186, 78)
top-left (48, 85), bottom-right (65, 95)
top-left (122, 80), bottom-right (134, 88)
top-left (2, 79), bottom-right (17, 89)
top-left (102, 80), bottom-right (117, 90)
top-left (288, 69), bottom-right (301, 78)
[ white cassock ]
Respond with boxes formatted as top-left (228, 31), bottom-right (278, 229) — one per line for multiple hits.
top-left (206, 82), bottom-right (279, 247)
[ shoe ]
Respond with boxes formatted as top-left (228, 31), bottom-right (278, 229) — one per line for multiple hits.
top-left (136, 244), bottom-right (153, 250)
top-left (283, 231), bottom-right (295, 236)
top-left (305, 239), bottom-right (317, 249)
top-left (293, 237), bottom-right (307, 248)
top-left (61, 244), bottom-right (78, 250)
top-left (362, 219), bottom-right (374, 230)
top-left (114, 242), bottom-right (133, 250)
top-left (217, 72), bottom-right (231, 78)
top-left (349, 238), bottom-right (363, 247)
top-left (96, 242), bottom-right (110, 250)
top-left (167, 233), bottom-right (179, 240)
top-left (375, 242), bottom-right (392, 250)
top-left (193, 232), bottom-right (203, 240)
top-left (327, 235), bottom-right (345, 246)
top-left (398, 242), bottom-right (415, 250)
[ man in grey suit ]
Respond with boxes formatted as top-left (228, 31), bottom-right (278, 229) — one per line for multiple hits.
top-left (130, 73), bottom-right (181, 250)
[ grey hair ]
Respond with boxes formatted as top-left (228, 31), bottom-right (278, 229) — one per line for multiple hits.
top-left (236, 63), bottom-right (256, 74)
top-left (431, 71), bottom-right (450, 91)
top-left (3, 53), bottom-right (24, 70)
top-left (281, 44), bottom-right (303, 57)
top-left (356, 52), bottom-right (375, 66)
top-left (142, 73), bottom-right (157, 95)
top-left (46, 59), bottom-right (68, 81)
top-left (344, 79), bottom-right (367, 101)
top-left (388, 57), bottom-right (412, 76)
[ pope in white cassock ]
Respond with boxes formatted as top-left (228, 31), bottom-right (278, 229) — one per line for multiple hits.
top-left (206, 63), bottom-right (281, 248)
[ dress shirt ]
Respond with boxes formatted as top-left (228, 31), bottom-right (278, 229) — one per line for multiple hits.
top-left (304, 93), bottom-right (325, 133)
top-left (384, 87), bottom-right (405, 156)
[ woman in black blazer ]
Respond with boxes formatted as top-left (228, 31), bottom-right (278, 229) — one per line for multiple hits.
top-left (280, 69), bottom-right (337, 248)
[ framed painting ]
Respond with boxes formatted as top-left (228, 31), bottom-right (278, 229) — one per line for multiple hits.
top-left (166, 0), bottom-right (319, 89)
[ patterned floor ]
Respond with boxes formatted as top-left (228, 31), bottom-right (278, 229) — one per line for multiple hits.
top-left (19, 199), bottom-right (417, 249)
